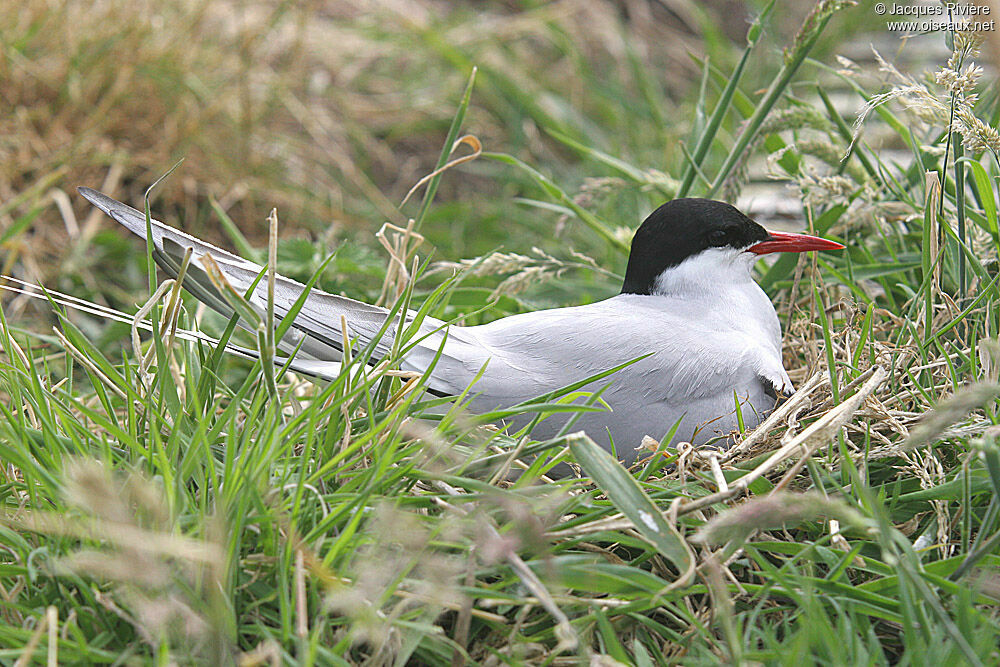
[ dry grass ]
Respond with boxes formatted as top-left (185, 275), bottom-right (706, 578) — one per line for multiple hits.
top-left (1, 0), bottom-right (712, 280)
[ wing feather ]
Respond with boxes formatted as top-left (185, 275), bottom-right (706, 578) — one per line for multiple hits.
top-left (80, 188), bottom-right (436, 364)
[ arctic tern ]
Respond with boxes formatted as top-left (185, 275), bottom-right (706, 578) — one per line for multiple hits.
top-left (78, 188), bottom-right (843, 464)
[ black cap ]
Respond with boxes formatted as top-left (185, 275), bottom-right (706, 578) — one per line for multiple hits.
top-left (620, 198), bottom-right (769, 295)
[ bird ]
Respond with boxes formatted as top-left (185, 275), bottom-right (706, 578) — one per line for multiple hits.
top-left (77, 188), bottom-right (843, 464)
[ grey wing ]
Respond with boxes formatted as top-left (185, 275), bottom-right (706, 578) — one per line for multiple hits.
top-left (78, 187), bottom-right (438, 369)
top-left (433, 300), bottom-right (794, 452)
top-left (446, 298), bottom-right (790, 409)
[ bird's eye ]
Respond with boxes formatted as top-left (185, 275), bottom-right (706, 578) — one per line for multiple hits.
top-left (709, 230), bottom-right (729, 247)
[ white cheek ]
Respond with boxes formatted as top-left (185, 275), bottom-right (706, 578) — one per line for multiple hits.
top-left (653, 247), bottom-right (754, 295)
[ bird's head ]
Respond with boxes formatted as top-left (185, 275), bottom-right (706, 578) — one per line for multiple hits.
top-left (620, 198), bottom-right (844, 296)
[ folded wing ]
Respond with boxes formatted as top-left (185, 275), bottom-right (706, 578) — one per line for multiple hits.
top-left (78, 187), bottom-right (455, 380)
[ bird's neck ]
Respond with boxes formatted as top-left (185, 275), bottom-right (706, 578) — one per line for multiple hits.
top-left (650, 250), bottom-right (756, 297)
top-left (647, 253), bottom-right (781, 349)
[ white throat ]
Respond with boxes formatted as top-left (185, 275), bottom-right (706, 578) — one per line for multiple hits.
top-left (652, 247), bottom-right (757, 297)
top-left (648, 246), bottom-right (783, 354)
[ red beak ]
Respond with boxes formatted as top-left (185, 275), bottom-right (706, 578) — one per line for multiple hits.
top-left (748, 230), bottom-right (845, 255)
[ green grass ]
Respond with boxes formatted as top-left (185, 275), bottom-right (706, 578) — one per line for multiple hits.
top-left (3, 0), bottom-right (1000, 664)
